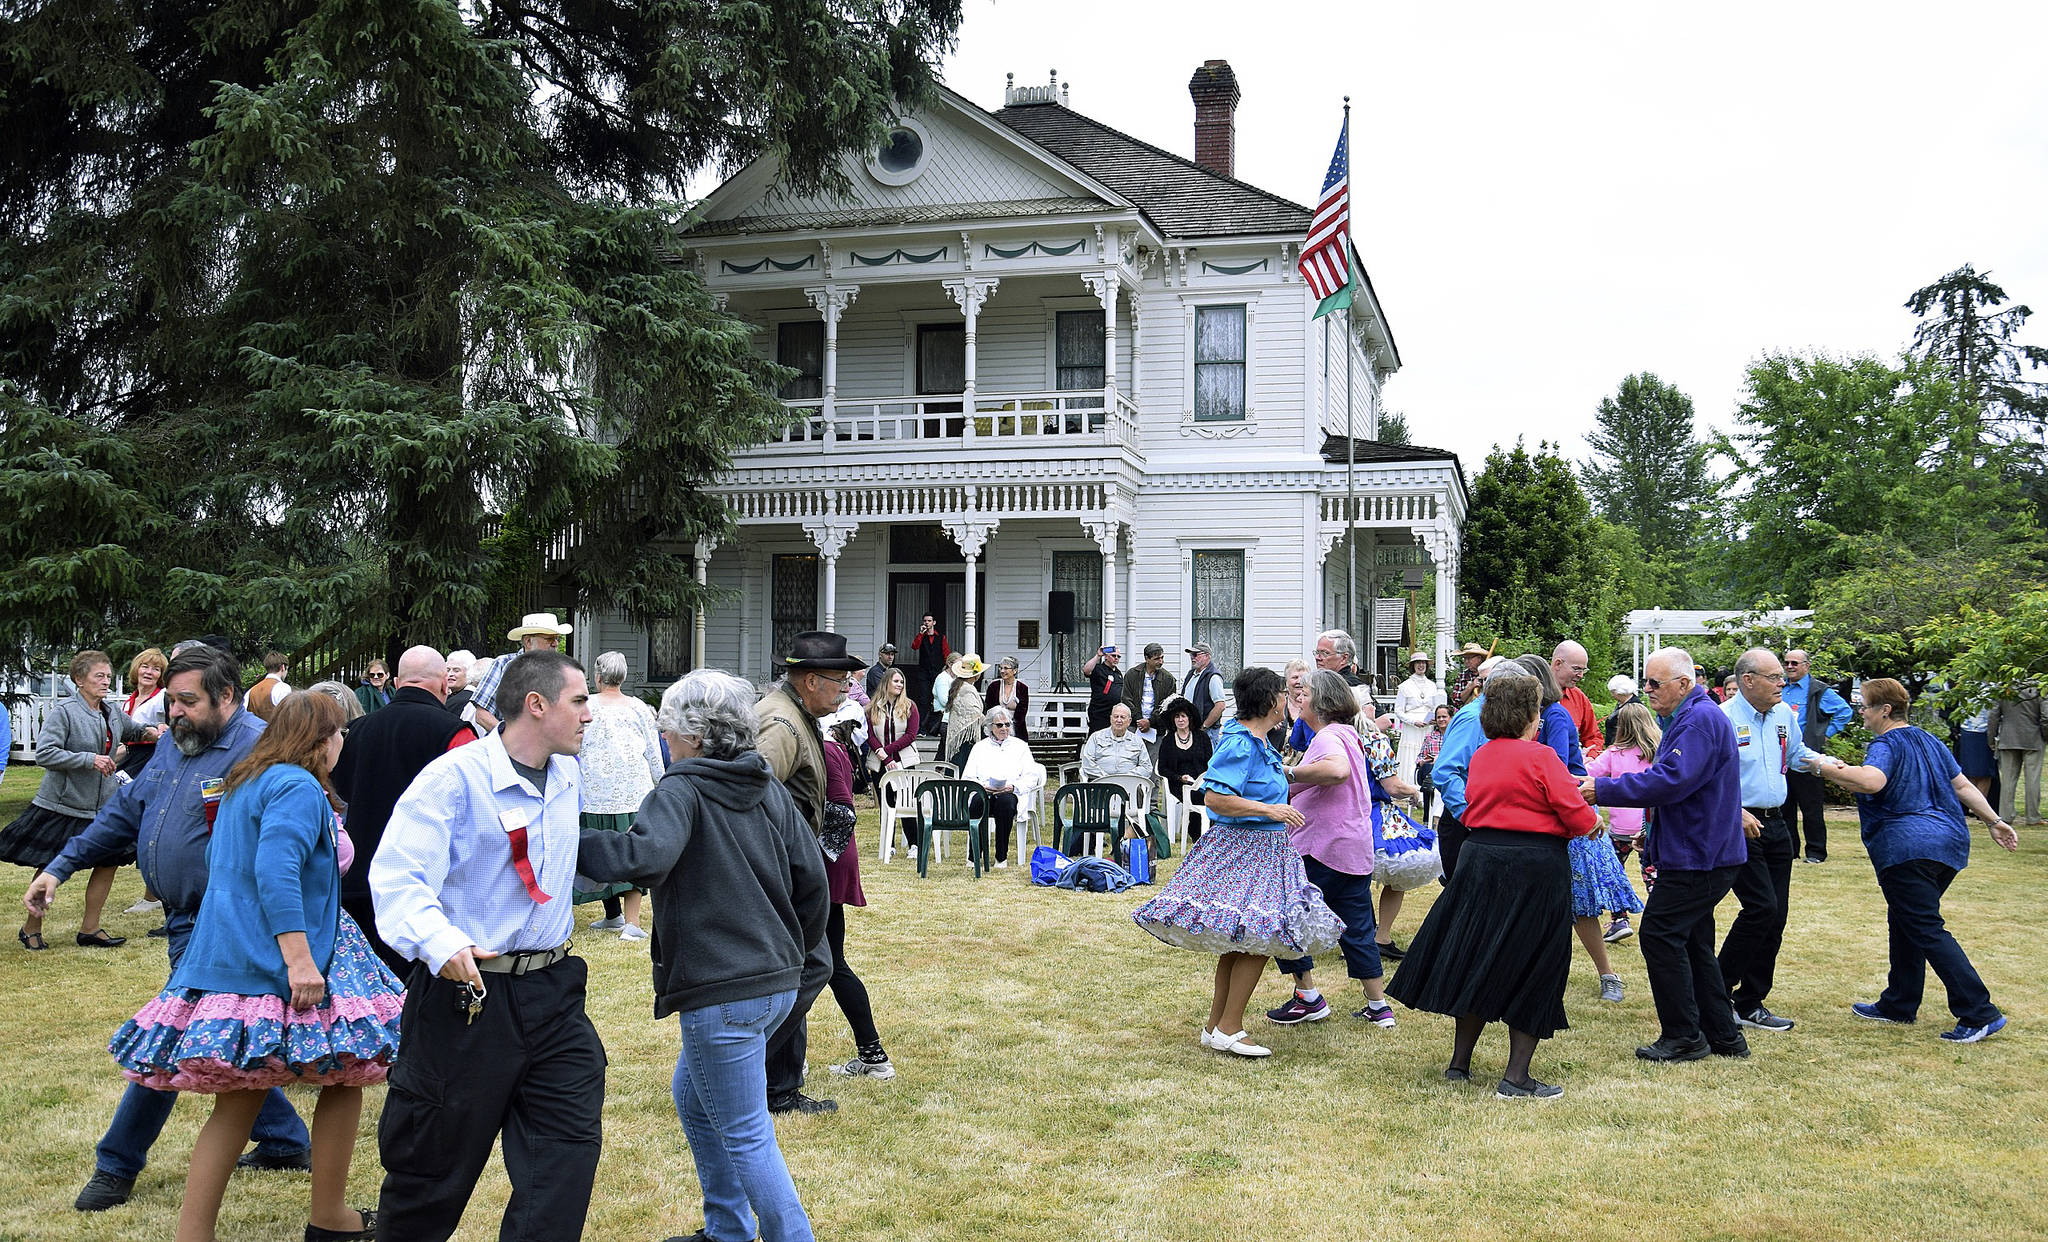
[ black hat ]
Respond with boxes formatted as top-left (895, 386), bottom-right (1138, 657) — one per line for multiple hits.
top-left (781, 631), bottom-right (867, 672)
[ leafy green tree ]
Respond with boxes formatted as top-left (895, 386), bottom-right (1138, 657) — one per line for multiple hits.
top-left (1460, 440), bottom-right (1635, 673)
top-left (1378, 410), bottom-right (1411, 444)
top-left (1803, 537), bottom-right (2047, 691)
top-left (1905, 264), bottom-right (2048, 456)
top-left (0, 0), bottom-right (963, 675)
top-left (1921, 589), bottom-right (2048, 715)
top-left (1580, 373), bottom-right (1712, 558)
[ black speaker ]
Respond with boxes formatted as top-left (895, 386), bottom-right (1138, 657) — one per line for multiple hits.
top-left (1048, 590), bottom-right (1076, 635)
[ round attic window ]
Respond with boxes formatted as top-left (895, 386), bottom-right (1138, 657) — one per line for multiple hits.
top-left (866, 118), bottom-right (929, 186)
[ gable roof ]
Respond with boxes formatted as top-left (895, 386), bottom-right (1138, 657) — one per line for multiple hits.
top-left (992, 100), bottom-right (1313, 240)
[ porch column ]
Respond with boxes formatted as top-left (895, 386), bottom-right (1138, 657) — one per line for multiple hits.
top-left (1124, 533), bottom-right (1139, 659)
top-left (803, 519), bottom-right (856, 634)
top-left (1419, 523), bottom-right (1456, 692)
top-left (1128, 298), bottom-right (1142, 401)
top-left (804, 284), bottom-right (859, 430)
top-left (691, 535), bottom-right (719, 671)
top-left (942, 278), bottom-right (998, 435)
top-left (941, 513), bottom-right (998, 655)
top-left (1085, 518), bottom-right (1122, 653)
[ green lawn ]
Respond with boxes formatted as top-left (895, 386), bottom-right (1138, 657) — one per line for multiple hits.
top-left (0, 761), bottom-right (2043, 1241)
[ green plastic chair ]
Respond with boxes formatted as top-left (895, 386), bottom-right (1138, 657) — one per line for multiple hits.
top-left (914, 780), bottom-right (991, 878)
top-left (1053, 782), bottom-right (1129, 859)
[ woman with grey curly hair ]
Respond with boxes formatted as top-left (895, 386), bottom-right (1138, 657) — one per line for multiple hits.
top-left (575, 652), bottom-right (665, 939)
top-left (578, 666), bottom-right (828, 1241)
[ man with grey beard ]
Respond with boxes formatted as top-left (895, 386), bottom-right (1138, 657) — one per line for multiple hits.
top-left (23, 644), bottom-right (313, 1211)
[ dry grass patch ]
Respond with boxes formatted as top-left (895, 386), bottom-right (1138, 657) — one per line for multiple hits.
top-left (0, 764), bottom-right (2043, 1240)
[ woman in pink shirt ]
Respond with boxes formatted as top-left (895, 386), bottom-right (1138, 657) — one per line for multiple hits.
top-left (1264, 671), bottom-right (1399, 1030)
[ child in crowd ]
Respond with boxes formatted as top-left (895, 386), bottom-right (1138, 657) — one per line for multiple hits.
top-left (1586, 702), bottom-right (1660, 940)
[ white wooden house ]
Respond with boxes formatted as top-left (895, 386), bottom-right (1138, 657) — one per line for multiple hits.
top-left (582, 63), bottom-right (1467, 733)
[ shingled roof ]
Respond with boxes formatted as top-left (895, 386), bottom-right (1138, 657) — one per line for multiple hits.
top-left (993, 101), bottom-right (1312, 240)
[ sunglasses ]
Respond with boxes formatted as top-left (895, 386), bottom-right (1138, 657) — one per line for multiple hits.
top-left (367, 672), bottom-right (387, 680)
top-left (1642, 677), bottom-right (1675, 691)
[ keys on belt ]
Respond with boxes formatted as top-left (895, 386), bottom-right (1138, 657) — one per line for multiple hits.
top-left (454, 980), bottom-right (487, 1025)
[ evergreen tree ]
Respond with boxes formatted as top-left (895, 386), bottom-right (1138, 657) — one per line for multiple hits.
top-left (1579, 372), bottom-right (1711, 557)
top-left (1378, 410), bottom-right (1411, 444)
top-left (1905, 263), bottom-right (2048, 455)
top-left (0, 0), bottom-right (963, 675)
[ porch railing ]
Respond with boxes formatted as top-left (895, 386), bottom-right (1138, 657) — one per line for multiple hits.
top-left (761, 388), bottom-right (1141, 453)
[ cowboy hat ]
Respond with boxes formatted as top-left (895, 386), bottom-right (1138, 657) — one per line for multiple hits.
top-left (779, 631), bottom-right (866, 672)
top-left (949, 652), bottom-right (986, 680)
top-left (1455, 641), bottom-right (1490, 659)
top-left (508, 612), bottom-right (573, 640)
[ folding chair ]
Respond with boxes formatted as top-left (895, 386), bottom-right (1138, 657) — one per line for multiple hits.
top-left (913, 780), bottom-right (990, 878)
top-left (1052, 782), bottom-right (1129, 860)
top-left (1016, 762), bottom-right (1050, 851)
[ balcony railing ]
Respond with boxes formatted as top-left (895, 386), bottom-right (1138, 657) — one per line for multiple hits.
top-left (758, 389), bottom-right (1141, 454)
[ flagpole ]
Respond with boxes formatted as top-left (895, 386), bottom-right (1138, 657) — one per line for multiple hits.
top-left (1342, 96), bottom-right (1357, 645)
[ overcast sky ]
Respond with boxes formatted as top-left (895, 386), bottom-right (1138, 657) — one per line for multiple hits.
top-left (939, 0), bottom-right (2048, 469)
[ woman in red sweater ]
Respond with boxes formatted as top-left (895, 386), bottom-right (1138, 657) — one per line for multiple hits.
top-left (1385, 667), bottom-right (1597, 1099)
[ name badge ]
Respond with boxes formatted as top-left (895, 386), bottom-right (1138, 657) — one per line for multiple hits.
top-left (200, 777), bottom-right (226, 831)
top-left (1734, 725), bottom-right (1752, 748)
top-left (498, 808), bottom-right (532, 834)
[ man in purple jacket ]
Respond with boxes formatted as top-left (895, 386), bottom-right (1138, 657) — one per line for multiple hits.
top-left (1582, 647), bottom-right (1749, 1063)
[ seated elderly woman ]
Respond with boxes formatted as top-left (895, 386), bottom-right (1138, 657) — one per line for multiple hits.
top-left (576, 669), bottom-right (831, 1242)
top-left (1080, 703), bottom-right (1153, 782)
top-left (961, 706), bottom-right (1041, 868)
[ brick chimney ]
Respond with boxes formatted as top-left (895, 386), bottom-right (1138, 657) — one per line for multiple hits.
top-left (1188, 60), bottom-right (1241, 178)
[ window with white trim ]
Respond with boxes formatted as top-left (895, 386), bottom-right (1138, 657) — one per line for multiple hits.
top-left (1191, 549), bottom-right (1245, 674)
top-left (1194, 305), bottom-right (1247, 421)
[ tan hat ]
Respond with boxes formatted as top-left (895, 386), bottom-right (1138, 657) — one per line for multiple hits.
top-left (1456, 641), bottom-right (1490, 659)
top-left (949, 653), bottom-right (986, 680)
top-left (1408, 650), bottom-right (1431, 667)
top-left (508, 612), bottom-right (573, 640)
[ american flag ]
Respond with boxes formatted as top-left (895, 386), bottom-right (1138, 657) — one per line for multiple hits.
top-left (1298, 116), bottom-right (1352, 306)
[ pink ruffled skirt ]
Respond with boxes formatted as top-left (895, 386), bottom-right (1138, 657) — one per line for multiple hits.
top-left (109, 912), bottom-right (404, 1092)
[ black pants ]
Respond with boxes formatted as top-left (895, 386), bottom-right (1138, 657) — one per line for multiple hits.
top-left (1639, 865), bottom-right (1742, 1046)
top-left (1436, 809), bottom-right (1468, 883)
top-left (825, 904), bottom-right (881, 1049)
top-left (1719, 811), bottom-right (1795, 1011)
top-left (983, 791), bottom-right (1019, 861)
top-left (1784, 770), bottom-right (1828, 860)
top-left (342, 890), bottom-right (408, 976)
top-left (377, 957), bottom-right (606, 1242)
top-left (765, 933), bottom-right (834, 1102)
top-left (1873, 860), bottom-right (2000, 1026)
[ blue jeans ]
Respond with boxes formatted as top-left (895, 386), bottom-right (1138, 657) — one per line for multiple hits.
top-left (674, 990), bottom-right (814, 1242)
top-left (98, 906), bottom-right (310, 1178)
top-left (1873, 859), bottom-right (2000, 1026)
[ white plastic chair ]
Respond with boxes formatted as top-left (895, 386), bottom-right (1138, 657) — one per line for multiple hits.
top-left (1163, 777), bottom-right (1208, 854)
top-left (875, 768), bottom-right (922, 862)
top-left (1101, 774), bottom-right (1154, 851)
top-left (1016, 761), bottom-right (1050, 852)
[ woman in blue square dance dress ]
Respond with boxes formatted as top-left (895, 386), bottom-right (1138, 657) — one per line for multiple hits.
top-left (1516, 654), bottom-right (1641, 1004)
top-left (108, 691), bottom-right (402, 1242)
top-left (1132, 666), bottom-right (1344, 1059)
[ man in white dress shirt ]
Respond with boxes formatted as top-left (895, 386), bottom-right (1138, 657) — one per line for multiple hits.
top-left (371, 650), bottom-right (601, 1242)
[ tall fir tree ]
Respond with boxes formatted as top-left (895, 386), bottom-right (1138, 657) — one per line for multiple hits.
top-left (1579, 372), bottom-right (1711, 558)
top-left (1905, 263), bottom-right (2048, 456)
top-left (0, 0), bottom-right (963, 675)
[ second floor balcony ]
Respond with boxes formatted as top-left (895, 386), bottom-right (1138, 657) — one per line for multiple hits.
top-left (771, 386), bottom-right (1141, 453)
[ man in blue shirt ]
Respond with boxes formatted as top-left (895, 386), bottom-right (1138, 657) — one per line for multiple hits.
top-left (1429, 656), bottom-right (1504, 885)
top-left (23, 645), bottom-right (310, 1212)
top-left (1782, 648), bottom-right (1852, 863)
top-left (1717, 648), bottom-right (1824, 1034)
top-left (1585, 647), bottom-right (1749, 1063)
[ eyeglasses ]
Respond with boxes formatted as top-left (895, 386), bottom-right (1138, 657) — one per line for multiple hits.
top-left (809, 673), bottom-right (851, 689)
top-left (1743, 672), bottom-right (1787, 684)
top-left (1641, 677), bottom-right (1671, 691)
top-left (991, 721), bottom-right (1011, 729)
top-left (367, 672), bottom-right (387, 680)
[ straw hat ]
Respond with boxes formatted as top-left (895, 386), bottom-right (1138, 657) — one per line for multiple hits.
top-left (1408, 650), bottom-right (1431, 668)
top-left (507, 612), bottom-right (573, 640)
top-left (949, 653), bottom-right (986, 680)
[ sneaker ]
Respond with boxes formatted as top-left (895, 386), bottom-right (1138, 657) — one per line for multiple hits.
top-left (619, 924), bottom-right (649, 942)
top-left (1709, 1035), bottom-right (1751, 1059)
top-left (1940, 1014), bottom-right (2008, 1044)
top-left (1353, 1001), bottom-right (1397, 1029)
top-left (1209, 1030), bottom-right (1272, 1058)
top-left (767, 1091), bottom-right (837, 1115)
top-left (123, 898), bottom-right (162, 915)
top-left (1734, 1005), bottom-right (1794, 1032)
top-left (237, 1146), bottom-right (313, 1171)
top-left (1598, 974), bottom-right (1624, 1003)
top-left (588, 915), bottom-right (625, 931)
top-left (1495, 1076), bottom-right (1564, 1100)
top-left (994, 859), bottom-right (1008, 869)
top-left (1800, 855), bottom-right (1825, 864)
top-left (830, 1053), bottom-right (898, 1080)
top-left (1265, 993), bottom-right (1331, 1025)
top-left (1602, 918), bottom-right (1634, 944)
top-left (1850, 1001), bottom-right (1914, 1025)
top-left (146, 923), bottom-right (169, 938)
top-left (1375, 940), bottom-right (1406, 961)
top-left (74, 1170), bottom-right (135, 1211)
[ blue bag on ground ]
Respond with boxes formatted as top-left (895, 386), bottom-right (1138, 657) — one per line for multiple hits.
top-left (1030, 846), bottom-right (1068, 886)
top-left (1126, 836), bottom-right (1152, 884)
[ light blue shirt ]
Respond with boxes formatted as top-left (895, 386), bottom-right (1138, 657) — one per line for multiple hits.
top-left (370, 729), bottom-right (581, 974)
top-left (1433, 694), bottom-right (1487, 820)
top-left (1201, 718), bottom-right (1289, 830)
top-left (1783, 674), bottom-right (1853, 741)
top-left (1721, 693), bottom-right (1815, 809)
